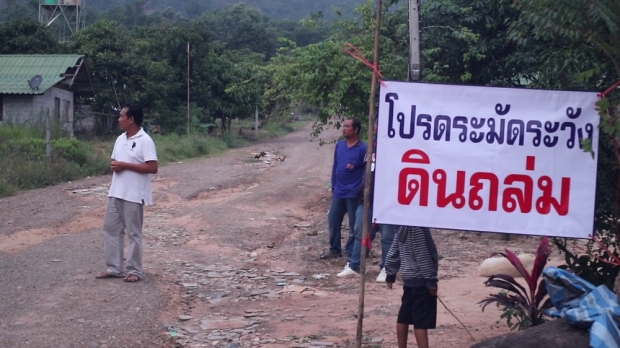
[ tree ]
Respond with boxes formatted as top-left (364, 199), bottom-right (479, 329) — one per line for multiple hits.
top-left (70, 19), bottom-right (139, 131)
top-left (224, 56), bottom-right (270, 130)
top-left (98, 0), bottom-right (163, 30)
top-left (202, 3), bottom-right (277, 59)
top-left (0, 0), bottom-right (38, 23)
top-left (130, 20), bottom-right (212, 133)
top-left (509, 0), bottom-right (620, 82)
top-left (507, 0), bottom-right (620, 292)
top-left (265, 1), bottom-right (408, 137)
top-left (418, 0), bottom-right (512, 85)
top-left (0, 18), bottom-right (60, 54)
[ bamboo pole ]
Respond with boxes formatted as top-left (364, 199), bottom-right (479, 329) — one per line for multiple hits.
top-left (355, 0), bottom-right (383, 347)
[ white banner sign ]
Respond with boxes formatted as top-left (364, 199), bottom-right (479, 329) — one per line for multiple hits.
top-left (373, 81), bottom-right (600, 239)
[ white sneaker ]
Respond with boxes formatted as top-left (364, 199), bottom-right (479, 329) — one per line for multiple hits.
top-left (376, 268), bottom-right (387, 283)
top-left (337, 263), bottom-right (360, 277)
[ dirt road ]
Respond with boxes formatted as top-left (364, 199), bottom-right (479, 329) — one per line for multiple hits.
top-left (0, 123), bottom-right (543, 348)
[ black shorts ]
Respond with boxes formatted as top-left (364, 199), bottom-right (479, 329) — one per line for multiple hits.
top-left (397, 286), bottom-right (437, 329)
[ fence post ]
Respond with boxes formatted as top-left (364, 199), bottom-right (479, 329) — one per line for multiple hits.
top-left (255, 106), bottom-right (259, 139)
top-left (46, 109), bottom-right (52, 163)
top-left (68, 104), bottom-right (74, 138)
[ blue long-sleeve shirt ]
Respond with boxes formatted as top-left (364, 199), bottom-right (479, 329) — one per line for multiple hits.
top-left (331, 139), bottom-right (367, 199)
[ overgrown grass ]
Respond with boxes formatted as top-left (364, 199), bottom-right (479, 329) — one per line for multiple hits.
top-left (262, 121), bottom-right (297, 137)
top-left (0, 116), bottom-right (309, 197)
top-left (0, 123), bottom-right (110, 197)
top-left (224, 114), bottom-right (312, 140)
top-left (152, 133), bottom-right (228, 163)
top-left (240, 115), bottom-right (310, 139)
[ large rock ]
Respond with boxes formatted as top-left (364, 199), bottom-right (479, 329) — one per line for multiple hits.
top-left (471, 319), bottom-right (589, 348)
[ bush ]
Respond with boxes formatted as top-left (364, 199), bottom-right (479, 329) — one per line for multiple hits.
top-left (0, 124), bottom-right (110, 197)
top-left (152, 133), bottom-right (227, 163)
top-left (0, 115), bottom-right (300, 197)
top-left (0, 178), bottom-right (17, 197)
top-left (262, 121), bottom-right (297, 136)
top-left (480, 237), bottom-right (552, 330)
top-left (0, 137), bottom-right (94, 164)
top-left (5, 157), bottom-right (78, 189)
top-left (221, 133), bottom-right (250, 149)
top-left (53, 138), bottom-right (92, 166)
top-left (553, 134), bottom-right (620, 291)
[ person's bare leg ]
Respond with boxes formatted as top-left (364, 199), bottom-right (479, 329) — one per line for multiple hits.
top-left (413, 328), bottom-right (429, 348)
top-left (397, 323), bottom-right (409, 348)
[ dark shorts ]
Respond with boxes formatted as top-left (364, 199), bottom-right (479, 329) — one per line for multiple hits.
top-left (397, 286), bottom-right (437, 329)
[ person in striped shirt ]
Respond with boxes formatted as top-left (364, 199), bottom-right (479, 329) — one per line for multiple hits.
top-left (385, 226), bottom-right (439, 348)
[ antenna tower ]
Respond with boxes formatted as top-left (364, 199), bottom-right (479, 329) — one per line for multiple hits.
top-left (39, 0), bottom-right (86, 43)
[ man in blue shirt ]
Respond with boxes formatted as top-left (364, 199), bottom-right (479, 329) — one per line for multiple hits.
top-left (321, 118), bottom-right (367, 259)
top-left (337, 117), bottom-right (396, 281)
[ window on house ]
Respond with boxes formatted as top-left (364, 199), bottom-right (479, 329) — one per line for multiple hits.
top-left (54, 97), bottom-right (60, 120)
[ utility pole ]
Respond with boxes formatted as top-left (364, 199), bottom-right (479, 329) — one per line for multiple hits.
top-left (187, 42), bottom-right (191, 135)
top-left (408, 0), bottom-right (421, 81)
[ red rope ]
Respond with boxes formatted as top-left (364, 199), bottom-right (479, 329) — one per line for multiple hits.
top-left (362, 235), bottom-right (373, 251)
top-left (597, 80), bottom-right (620, 127)
top-left (361, 220), bottom-right (378, 251)
top-left (343, 43), bottom-right (386, 87)
top-left (600, 79), bottom-right (620, 98)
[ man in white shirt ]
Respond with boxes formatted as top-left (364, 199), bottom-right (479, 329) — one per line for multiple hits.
top-left (96, 103), bottom-right (158, 283)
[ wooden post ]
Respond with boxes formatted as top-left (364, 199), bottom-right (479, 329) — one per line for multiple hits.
top-left (68, 102), bottom-right (74, 138)
top-left (46, 109), bottom-right (52, 163)
top-left (255, 106), bottom-right (259, 139)
top-left (355, 0), bottom-right (383, 347)
top-left (187, 41), bottom-right (191, 135)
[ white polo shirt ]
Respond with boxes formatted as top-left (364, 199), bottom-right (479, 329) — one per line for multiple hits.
top-left (108, 128), bottom-right (158, 205)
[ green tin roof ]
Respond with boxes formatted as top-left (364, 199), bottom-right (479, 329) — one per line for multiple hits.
top-left (0, 55), bottom-right (86, 95)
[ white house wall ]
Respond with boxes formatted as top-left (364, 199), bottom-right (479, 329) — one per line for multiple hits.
top-left (2, 87), bottom-right (74, 127)
top-left (3, 94), bottom-right (34, 123)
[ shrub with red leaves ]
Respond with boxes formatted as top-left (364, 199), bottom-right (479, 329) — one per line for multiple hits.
top-left (479, 237), bottom-right (553, 330)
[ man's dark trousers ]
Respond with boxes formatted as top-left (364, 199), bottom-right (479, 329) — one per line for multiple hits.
top-left (328, 197), bottom-right (358, 256)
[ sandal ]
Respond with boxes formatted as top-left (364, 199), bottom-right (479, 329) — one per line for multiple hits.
top-left (96, 272), bottom-right (124, 279)
top-left (123, 274), bottom-right (140, 283)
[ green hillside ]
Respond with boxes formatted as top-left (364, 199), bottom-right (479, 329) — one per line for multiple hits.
top-left (93, 0), bottom-right (362, 19)
top-left (0, 0), bottom-right (364, 21)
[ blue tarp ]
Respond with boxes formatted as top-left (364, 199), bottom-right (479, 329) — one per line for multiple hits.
top-left (544, 267), bottom-right (620, 348)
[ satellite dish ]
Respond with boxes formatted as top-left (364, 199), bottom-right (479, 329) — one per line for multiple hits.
top-left (28, 75), bottom-right (43, 90)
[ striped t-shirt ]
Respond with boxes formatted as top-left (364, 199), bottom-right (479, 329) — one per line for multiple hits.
top-left (384, 226), bottom-right (439, 288)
